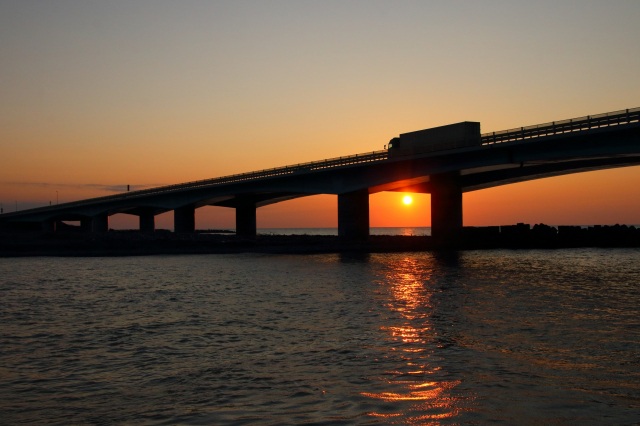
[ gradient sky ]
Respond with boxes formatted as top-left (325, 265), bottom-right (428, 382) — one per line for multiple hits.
top-left (1, 0), bottom-right (639, 229)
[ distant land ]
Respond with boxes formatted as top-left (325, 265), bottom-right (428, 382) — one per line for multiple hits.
top-left (1, 223), bottom-right (639, 257)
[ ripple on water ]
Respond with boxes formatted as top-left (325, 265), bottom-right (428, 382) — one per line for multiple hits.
top-left (0, 250), bottom-right (638, 424)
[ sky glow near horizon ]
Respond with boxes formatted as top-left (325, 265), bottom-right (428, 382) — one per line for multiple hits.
top-left (1, 0), bottom-right (639, 228)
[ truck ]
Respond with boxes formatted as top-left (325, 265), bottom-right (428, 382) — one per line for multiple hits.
top-left (387, 121), bottom-right (481, 158)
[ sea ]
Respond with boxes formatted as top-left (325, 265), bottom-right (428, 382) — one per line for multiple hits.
top-left (256, 227), bottom-right (432, 236)
top-left (1, 227), bottom-right (639, 425)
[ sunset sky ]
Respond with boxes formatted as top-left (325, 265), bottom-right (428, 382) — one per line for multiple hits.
top-left (1, 1), bottom-right (639, 229)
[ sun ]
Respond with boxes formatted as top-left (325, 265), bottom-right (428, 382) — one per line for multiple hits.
top-left (402, 195), bottom-right (413, 206)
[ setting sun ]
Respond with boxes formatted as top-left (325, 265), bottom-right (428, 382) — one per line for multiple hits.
top-left (403, 195), bottom-right (413, 206)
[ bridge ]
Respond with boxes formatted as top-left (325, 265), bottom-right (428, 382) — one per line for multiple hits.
top-left (1, 107), bottom-right (639, 243)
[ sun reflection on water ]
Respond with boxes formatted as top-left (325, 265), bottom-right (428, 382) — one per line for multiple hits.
top-left (362, 255), bottom-right (467, 423)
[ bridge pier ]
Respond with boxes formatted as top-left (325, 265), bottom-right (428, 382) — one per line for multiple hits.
top-left (92, 214), bottom-right (109, 233)
top-left (338, 189), bottom-right (369, 240)
top-left (430, 172), bottom-right (463, 246)
top-left (80, 218), bottom-right (92, 232)
top-left (80, 214), bottom-right (109, 233)
top-left (236, 198), bottom-right (257, 238)
top-left (139, 210), bottom-right (155, 233)
top-left (174, 205), bottom-right (195, 233)
top-left (42, 220), bottom-right (56, 233)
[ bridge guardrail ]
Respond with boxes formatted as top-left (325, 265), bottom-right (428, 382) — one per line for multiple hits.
top-left (481, 107), bottom-right (640, 145)
top-left (4, 150), bottom-right (389, 215)
top-left (3, 107), bottom-right (638, 217)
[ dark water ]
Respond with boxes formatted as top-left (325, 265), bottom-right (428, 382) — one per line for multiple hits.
top-left (1, 249), bottom-right (639, 425)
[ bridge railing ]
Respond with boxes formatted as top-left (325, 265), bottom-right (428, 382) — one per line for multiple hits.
top-left (4, 107), bottom-right (638, 217)
top-left (103, 106), bottom-right (637, 200)
top-left (4, 150), bottom-right (389, 215)
top-left (126, 149), bottom-right (388, 194)
top-left (481, 107), bottom-right (640, 145)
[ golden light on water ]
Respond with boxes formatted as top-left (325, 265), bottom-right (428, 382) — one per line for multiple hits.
top-left (362, 379), bottom-right (461, 402)
top-left (382, 325), bottom-right (430, 344)
top-left (362, 255), bottom-right (468, 423)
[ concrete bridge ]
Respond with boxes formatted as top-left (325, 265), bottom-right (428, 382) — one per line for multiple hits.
top-left (2, 107), bottom-right (639, 243)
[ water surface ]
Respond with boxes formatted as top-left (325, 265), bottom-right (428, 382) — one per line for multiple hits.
top-left (1, 249), bottom-right (638, 424)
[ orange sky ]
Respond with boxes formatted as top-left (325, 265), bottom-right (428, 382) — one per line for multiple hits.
top-left (1, 2), bottom-right (639, 229)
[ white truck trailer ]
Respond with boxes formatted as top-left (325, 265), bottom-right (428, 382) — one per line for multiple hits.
top-left (388, 121), bottom-right (481, 157)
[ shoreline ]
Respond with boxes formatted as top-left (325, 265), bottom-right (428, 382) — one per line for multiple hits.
top-left (2, 224), bottom-right (640, 257)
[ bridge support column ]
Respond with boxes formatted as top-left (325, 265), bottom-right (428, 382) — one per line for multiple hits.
top-left (92, 214), bottom-right (109, 233)
top-left (139, 210), bottom-right (155, 233)
top-left (430, 172), bottom-right (463, 246)
top-left (42, 220), bottom-right (56, 233)
top-left (174, 205), bottom-right (196, 233)
top-left (80, 215), bottom-right (109, 233)
top-left (236, 198), bottom-right (257, 238)
top-left (80, 218), bottom-right (92, 232)
top-left (338, 189), bottom-right (369, 240)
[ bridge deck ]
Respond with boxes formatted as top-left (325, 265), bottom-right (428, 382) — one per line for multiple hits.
top-left (2, 107), bottom-right (639, 218)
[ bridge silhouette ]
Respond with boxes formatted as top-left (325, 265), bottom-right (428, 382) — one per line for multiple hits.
top-left (2, 107), bottom-right (639, 243)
